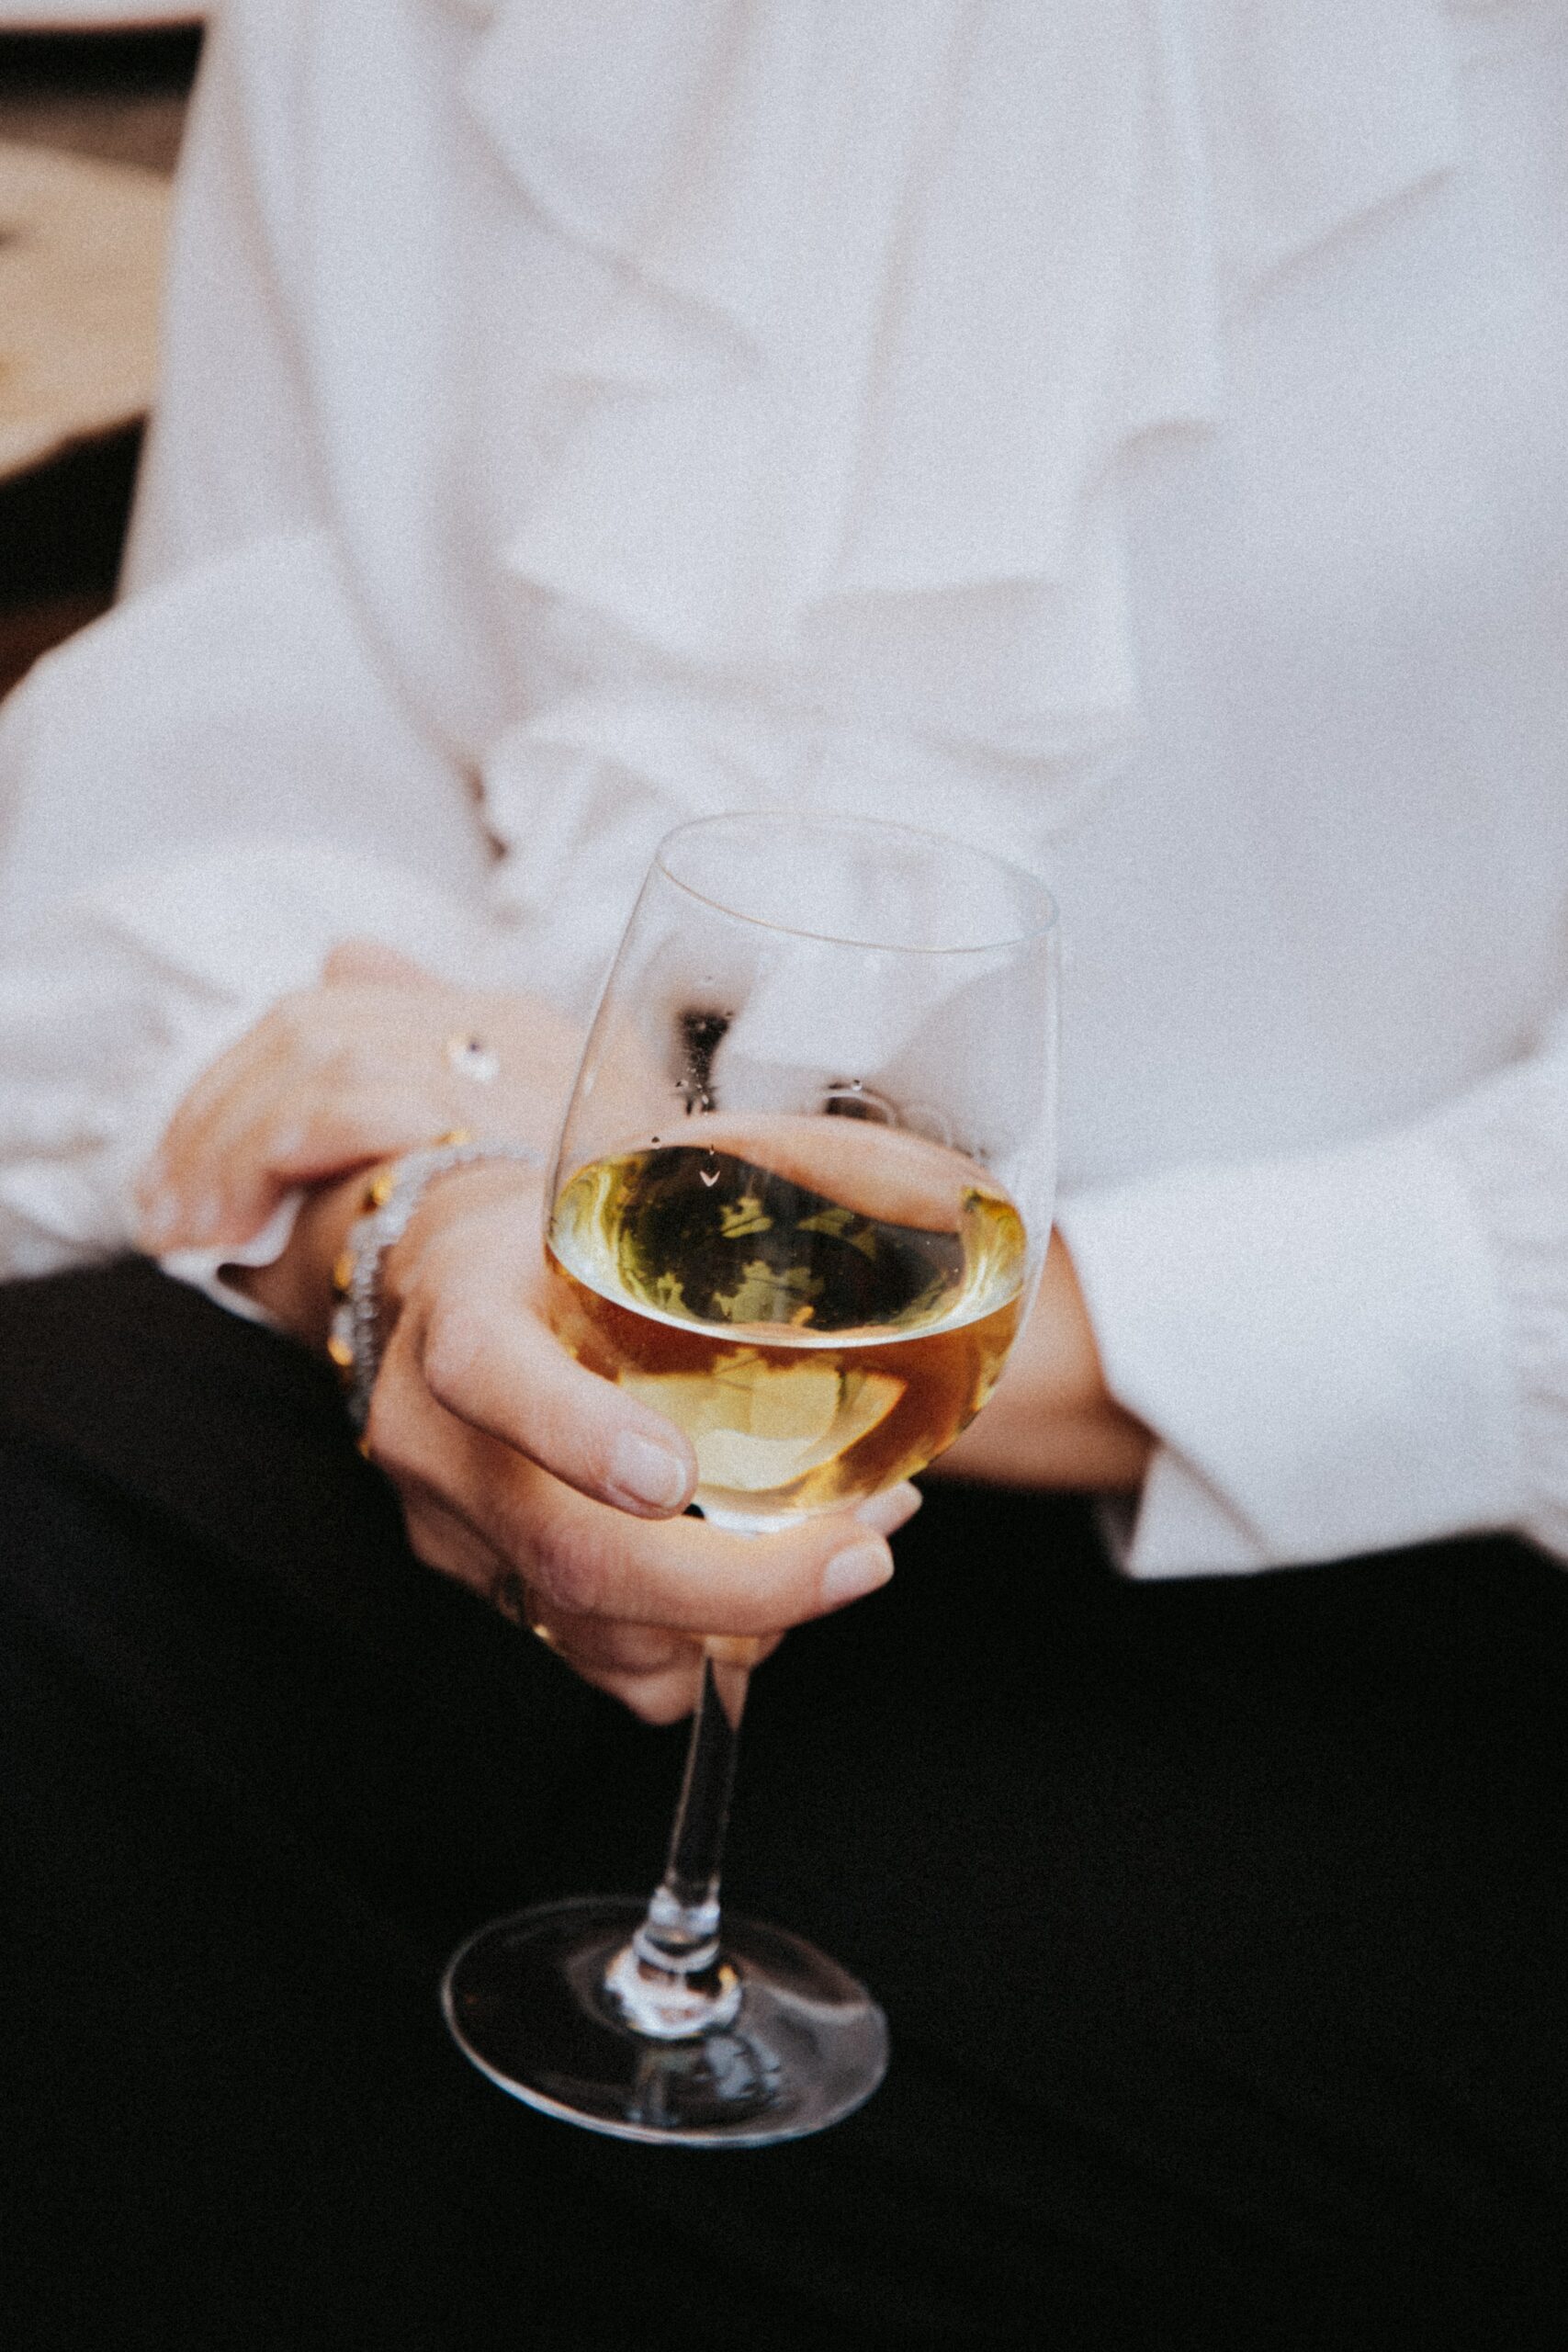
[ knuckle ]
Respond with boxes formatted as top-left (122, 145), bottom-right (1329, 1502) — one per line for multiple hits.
top-left (632, 1626), bottom-right (692, 1673)
top-left (153, 1110), bottom-right (189, 1162)
top-left (307, 1097), bottom-right (384, 1160)
top-left (724, 1566), bottom-right (812, 1637)
top-left (224, 1182), bottom-right (269, 1235)
top-left (630, 1668), bottom-right (702, 1725)
top-left (321, 940), bottom-right (367, 983)
top-left (694, 1577), bottom-right (771, 1637)
top-left (486, 1499), bottom-right (546, 1589)
top-left (347, 1038), bottom-right (394, 1089)
top-left (361, 1382), bottom-right (424, 1488)
top-left (400, 1496), bottom-right (457, 1572)
top-left (484, 1564), bottom-right (535, 1627)
top-left (417, 1194), bottom-right (512, 1289)
top-left (532, 1513), bottom-right (609, 1618)
top-left (419, 1295), bottom-right (490, 1409)
top-left (626, 1691), bottom-right (684, 1727)
top-left (271, 990), bottom-right (319, 1050)
top-left (322, 1039), bottom-right (370, 1090)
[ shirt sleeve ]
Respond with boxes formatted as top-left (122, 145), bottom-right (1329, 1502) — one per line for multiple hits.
top-left (0, 536), bottom-right (495, 1282)
top-left (1427, 1012), bottom-right (1568, 1562)
top-left (1056, 1016), bottom-right (1568, 1576)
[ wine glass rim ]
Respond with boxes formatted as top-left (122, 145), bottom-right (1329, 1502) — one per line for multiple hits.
top-left (653, 811), bottom-right (1059, 955)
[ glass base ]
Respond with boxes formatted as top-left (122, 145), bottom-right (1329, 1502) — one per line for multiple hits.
top-left (442, 1895), bottom-right (888, 2148)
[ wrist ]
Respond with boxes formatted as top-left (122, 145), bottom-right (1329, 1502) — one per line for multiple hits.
top-left (381, 1144), bottom-right (543, 1279)
top-left (935, 1234), bottom-right (1154, 1491)
top-left (230, 1168), bottom-right (368, 1349)
top-left (330, 1139), bottom-right (545, 1428)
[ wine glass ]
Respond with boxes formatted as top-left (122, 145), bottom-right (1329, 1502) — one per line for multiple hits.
top-left (442, 811), bottom-right (1058, 2145)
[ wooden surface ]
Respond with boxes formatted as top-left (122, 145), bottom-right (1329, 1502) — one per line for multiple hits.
top-left (0, 28), bottom-right (198, 171)
top-left (0, 137), bottom-right (172, 479)
top-left (0, 28), bottom-right (198, 693)
top-left (0, 11), bottom-right (198, 32)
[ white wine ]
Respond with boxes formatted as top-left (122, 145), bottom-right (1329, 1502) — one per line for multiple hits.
top-left (547, 1124), bottom-right (1027, 1529)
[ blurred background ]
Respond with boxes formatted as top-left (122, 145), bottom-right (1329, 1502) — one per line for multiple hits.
top-left (0, 16), bottom-right (202, 696)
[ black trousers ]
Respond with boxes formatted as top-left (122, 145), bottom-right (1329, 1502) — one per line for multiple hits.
top-left (2, 1261), bottom-right (1565, 2350)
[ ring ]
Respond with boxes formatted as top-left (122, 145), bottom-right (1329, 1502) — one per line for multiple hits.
top-left (491, 1566), bottom-right (563, 1654)
top-left (446, 1031), bottom-right (500, 1085)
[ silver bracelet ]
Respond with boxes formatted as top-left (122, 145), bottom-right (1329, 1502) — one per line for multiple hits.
top-left (328, 1136), bottom-right (543, 1433)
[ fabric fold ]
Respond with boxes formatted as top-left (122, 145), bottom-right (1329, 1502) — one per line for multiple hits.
top-left (420, 0), bottom-right (1471, 956)
top-left (1057, 1122), bottom-right (1519, 1575)
top-left (0, 529), bottom-right (499, 1272)
top-left (1427, 1021), bottom-right (1568, 1561)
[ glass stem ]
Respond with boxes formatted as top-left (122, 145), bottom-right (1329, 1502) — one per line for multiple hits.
top-left (640, 1645), bottom-right (750, 1969)
top-left (604, 1644), bottom-right (753, 2039)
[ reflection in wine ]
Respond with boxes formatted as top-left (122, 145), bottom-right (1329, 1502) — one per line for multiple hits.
top-left (547, 1125), bottom-right (1026, 1532)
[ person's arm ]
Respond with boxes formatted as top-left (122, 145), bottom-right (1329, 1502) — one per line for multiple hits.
top-left (0, 6), bottom-right (496, 1283)
top-left (931, 1233), bottom-right (1153, 1493)
top-left (118, 948), bottom-right (919, 1718)
top-left (135, 938), bottom-right (582, 1258)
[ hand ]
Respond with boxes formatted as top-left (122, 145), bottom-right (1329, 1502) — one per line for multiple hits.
top-left (137, 940), bottom-right (582, 1254)
top-left (932, 1232), bottom-right (1152, 1493)
top-left (361, 1159), bottom-right (919, 1720)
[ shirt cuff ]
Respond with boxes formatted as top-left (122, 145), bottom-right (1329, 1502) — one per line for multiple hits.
top-left (1057, 1126), bottom-right (1523, 1577)
top-left (158, 1191), bottom-right (304, 1329)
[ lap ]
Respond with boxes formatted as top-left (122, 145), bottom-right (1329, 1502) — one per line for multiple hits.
top-left (2, 1261), bottom-right (1565, 2348)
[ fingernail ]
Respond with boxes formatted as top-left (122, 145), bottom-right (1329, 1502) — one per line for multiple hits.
top-left (819, 1540), bottom-right (893, 1609)
top-left (139, 1190), bottom-right (181, 1250)
top-left (856, 1482), bottom-right (923, 1537)
top-left (607, 1430), bottom-right (690, 1513)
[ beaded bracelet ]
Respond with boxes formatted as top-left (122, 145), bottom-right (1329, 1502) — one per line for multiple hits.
top-left (328, 1132), bottom-right (544, 1433)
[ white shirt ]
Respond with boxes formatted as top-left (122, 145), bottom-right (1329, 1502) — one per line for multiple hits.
top-left (1, 0), bottom-right (1565, 1577)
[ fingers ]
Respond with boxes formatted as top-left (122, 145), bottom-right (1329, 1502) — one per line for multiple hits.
top-left (399, 1482), bottom-right (511, 1589)
top-left (853, 1481), bottom-right (925, 1540)
top-left (532, 1610), bottom-right (696, 1675)
top-left (412, 1247), bottom-right (701, 1518)
top-left (379, 1238), bottom-right (924, 1634)
top-left (577, 1662), bottom-right (705, 1724)
top-left (202, 1080), bottom-right (439, 1246)
top-left (405, 1487), bottom-right (698, 1680)
top-left (374, 1329), bottom-right (919, 1638)
top-left (322, 938), bottom-right (437, 989)
top-left (514, 1487), bottom-right (899, 1636)
top-left (522, 1600), bottom-right (722, 1728)
top-left (139, 986), bottom-right (457, 1250)
top-left (137, 958), bottom-right (583, 1258)
top-left (398, 1467), bottom-right (726, 1724)
top-left (393, 1398), bottom-right (897, 1638)
top-left (160, 1078), bottom-right (434, 1250)
top-left (373, 1272), bottom-right (922, 1716)
top-left (137, 1016), bottom-right (286, 1245)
